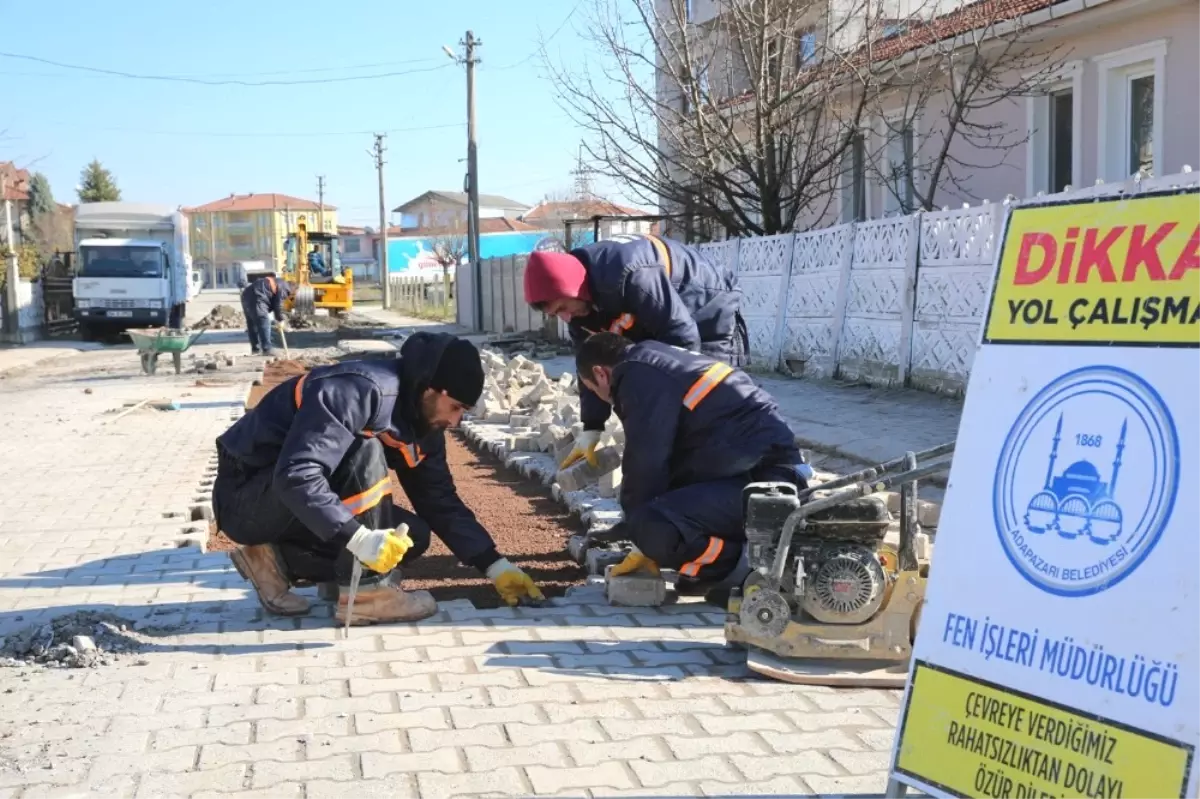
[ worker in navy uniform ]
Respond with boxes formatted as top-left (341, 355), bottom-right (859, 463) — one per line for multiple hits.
top-left (523, 234), bottom-right (747, 471)
top-left (212, 332), bottom-right (544, 624)
top-left (576, 332), bottom-right (811, 603)
top-left (308, 245), bottom-right (330, 278)
top-left (239, 263), bottom-right (287, 356)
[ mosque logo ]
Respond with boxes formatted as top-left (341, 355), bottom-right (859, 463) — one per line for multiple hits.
top-left (1023, 414), bottom-right (1126, 545)
top-left (993, 365), bottom-right (1178, 597)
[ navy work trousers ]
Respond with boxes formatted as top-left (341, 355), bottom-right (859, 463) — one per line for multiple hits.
top-left (619, 463), bottom-right (806, 584)
top-left (213, 437), bottom-right (431, 587)
top-left (241, 297), bottom-right (275, 354)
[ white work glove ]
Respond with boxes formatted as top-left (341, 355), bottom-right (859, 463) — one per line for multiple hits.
top-left (486, 558), bottom-right (545, 606)
top-left (560, 429), bottom-right (602, 469)
top-left (346, 524), bottom-right (413, 573)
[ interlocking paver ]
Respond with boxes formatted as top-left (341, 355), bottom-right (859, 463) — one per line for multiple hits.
top-left (524, 762), bottom-right (634, 795)
top-left (0, 341), bottom-right (904, 798)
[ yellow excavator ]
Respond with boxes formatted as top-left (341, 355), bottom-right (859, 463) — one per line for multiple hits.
top-left (282, 215), bottom-right (353, 317)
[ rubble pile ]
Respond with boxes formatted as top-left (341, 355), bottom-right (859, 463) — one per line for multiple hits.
top-left (190, 305), bottom-right (245, 330)
top-left (189, 350), bottom-right (236, 373)
top-left (0, 612), bottom-right (152, 669)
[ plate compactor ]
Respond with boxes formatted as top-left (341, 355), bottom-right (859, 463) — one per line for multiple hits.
top-left (727, 443), bottom-right (954, 687)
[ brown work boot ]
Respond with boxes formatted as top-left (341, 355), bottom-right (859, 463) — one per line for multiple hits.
top-left (229, 545), bottom-right (311, 616)
top-left (335, 576), bottom-right (437, 626)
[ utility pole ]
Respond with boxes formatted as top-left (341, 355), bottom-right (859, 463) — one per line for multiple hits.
top-left (446, 31), bottom-right (483, 329)
top-left (2, 176), bottom-right (20, 340)
top-left (371, 134), bottom-right (390, 309)
top-left (316, 175), bottom-right (326, 232)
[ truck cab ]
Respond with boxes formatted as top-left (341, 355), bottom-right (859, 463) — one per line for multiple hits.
top-left (72, 203), bottom-right (192, 339)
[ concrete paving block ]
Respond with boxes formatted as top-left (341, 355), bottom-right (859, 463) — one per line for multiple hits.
top-left (605, 567), bottom-right (667, 607)
top-left (567, 534), bottom-right (590, 563)
top-left (598, 466), bottom-right (622, 499)
top-left (508, 431), bottom-right (542, 451)
top-left (585, 547), bottom-right (627, 576)
top-left (555, 446), bottom-right (622, 492)
top-left (509, 414), bottom-right (532, 428)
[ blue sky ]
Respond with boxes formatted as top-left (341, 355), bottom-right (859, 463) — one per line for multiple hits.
top-left (1, 0), bottom-right (627, 225)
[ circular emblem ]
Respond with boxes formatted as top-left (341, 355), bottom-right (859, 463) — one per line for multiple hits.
top-left (992, 365), bottom-right (1178, 597)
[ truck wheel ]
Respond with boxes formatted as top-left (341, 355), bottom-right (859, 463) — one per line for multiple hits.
top-left (169, 303), bottom-right (186, 329)
top-left (79, 322), bottom-right (97, 342)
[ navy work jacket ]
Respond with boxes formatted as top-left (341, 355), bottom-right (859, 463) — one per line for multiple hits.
top-left (567, 235), bottom-right (746, 430)
top-left (241, 274), bottom-right (286, 321)
top-left (216, 332), bottom-right (499, 571)
top-left (610, 341), bottom-right (800, 513)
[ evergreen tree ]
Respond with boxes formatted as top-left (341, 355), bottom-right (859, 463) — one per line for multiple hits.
top-left (28, 172), bottom-right (55, 218)
top-left (77, 160), bottom-right (121, 203)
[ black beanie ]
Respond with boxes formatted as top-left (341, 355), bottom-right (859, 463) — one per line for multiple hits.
top-left (429, 338), bottom-right (485, 406)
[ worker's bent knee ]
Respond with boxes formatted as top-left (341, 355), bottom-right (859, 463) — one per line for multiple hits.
top-left (623, 507), bottom-right (689, 569)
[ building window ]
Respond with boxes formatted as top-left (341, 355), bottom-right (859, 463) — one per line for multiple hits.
top-left (880, 116), bottom-right (916, 215)
top-left (1026, 62), bottom-right (1081, 196)
top-left (227, 212), bottom-right (252, 225)
top-left (344, 237), bottom-right (361, 254)
top-left (1096, 41), bottom-right (1165, 181)
top-left (795, 28), bottom-right (817, 69)
top-left (767, 39), bottom-right (781, 85)
top-left (841, 132), bottom-right (866, 223)
top-left (1048, 89), bottom-right (1074, 193)
top-left (229, 233), bottom-right (253, 250)
top-left (684, 0), bottom-right (693, 22)
top-left (1128, 75), bottom-right (1154, 176)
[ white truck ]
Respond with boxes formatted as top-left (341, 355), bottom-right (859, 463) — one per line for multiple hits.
top-left (73, 202), bottom-right (193, 339)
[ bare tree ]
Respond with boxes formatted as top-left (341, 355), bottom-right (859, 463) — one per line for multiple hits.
top-left (545, 0), bottom-right (880, 237)
top-left (429, 221), bottom-right (467, 315)
top-left (861, 3), bottom-right (1065, 212)
top-left (545, 0), bottom-right (1066, 235)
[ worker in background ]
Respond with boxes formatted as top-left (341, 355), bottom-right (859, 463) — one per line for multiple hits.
top-left (524, 234), bottom-right (747, 471)
top-left (240, 264), bottom-right (286, 357)
top-left (308, 245), bottom-right (330, 278)
top-left (576, 332), bottom-right (811, 604)
top-left (212, 332), bottom-right (544, 623)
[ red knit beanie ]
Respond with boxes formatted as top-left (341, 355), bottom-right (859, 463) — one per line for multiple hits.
top-left (524, 251), bottom-right (591, 306)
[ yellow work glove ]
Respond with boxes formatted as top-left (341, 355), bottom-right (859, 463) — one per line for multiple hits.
top-left (609, 547), bottom-right (660, 577)
top-left (486, 559), bottom-right (546, 606)
top-left (346, 524), bottom-right (414, 573)
top-left (559, 430), bottom-right (601, 469)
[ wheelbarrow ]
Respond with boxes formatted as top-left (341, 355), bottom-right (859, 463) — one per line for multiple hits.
top-left (126, 327), bottom-right (206, 375)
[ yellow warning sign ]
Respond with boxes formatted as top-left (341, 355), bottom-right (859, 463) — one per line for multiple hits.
top-left (984, 191), bottom-right (1200, 346)
top-left (894, 662), bottom-right (1194, 798)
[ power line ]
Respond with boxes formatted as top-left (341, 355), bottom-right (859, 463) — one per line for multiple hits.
top-left (490, 0), bottom-right (585, 70)
top-left (36, 120), bottom-right (465, 139)
top-left (0, 51), bottom-right (453, 85)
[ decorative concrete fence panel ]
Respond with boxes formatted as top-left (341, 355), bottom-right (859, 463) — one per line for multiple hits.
top-left (909, 203), bottom-right (1001, 396)
top-left (734, 233), bottom-right (793, 366)
top-left (698, 239), bottom-right (740, 274)
top-left (836, 215), bottom-right (918, 387)
top-left (780, 223), bottom-right (854, 379)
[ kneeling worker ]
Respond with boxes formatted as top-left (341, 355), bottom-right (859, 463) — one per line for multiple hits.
top-left (240, 264), bottom-right (287, 356)
top-left (213, 332), bottom-right (543, 623)
top-left (576, 332), bottom-right (810, 598)
top-left (524, 235), bottom-right (747, 470)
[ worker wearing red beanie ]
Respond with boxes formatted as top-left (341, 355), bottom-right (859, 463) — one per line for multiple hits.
top-left (524, 234), bottom-right (746, 470)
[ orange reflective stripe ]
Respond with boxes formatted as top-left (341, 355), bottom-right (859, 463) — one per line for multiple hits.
top-left (293, 374), bottom-right (308, 408)
top-left (682, 363), bottom-right (733, 410)
top-left (341, 476), bottom-right (392, 516)
top-left (379, 432), bottom-right (425, 467)
top-left (680, 537), bottom-right (724, 578)
top-left (646, 234), bottom-right (672, 278)
top-left (608, 313), bottom-right (636, 334)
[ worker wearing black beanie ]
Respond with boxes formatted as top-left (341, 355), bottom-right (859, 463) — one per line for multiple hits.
top-left (213, 331), bottom-right (545, 627)
top-left (428, 338), bottom-right (485, 406)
